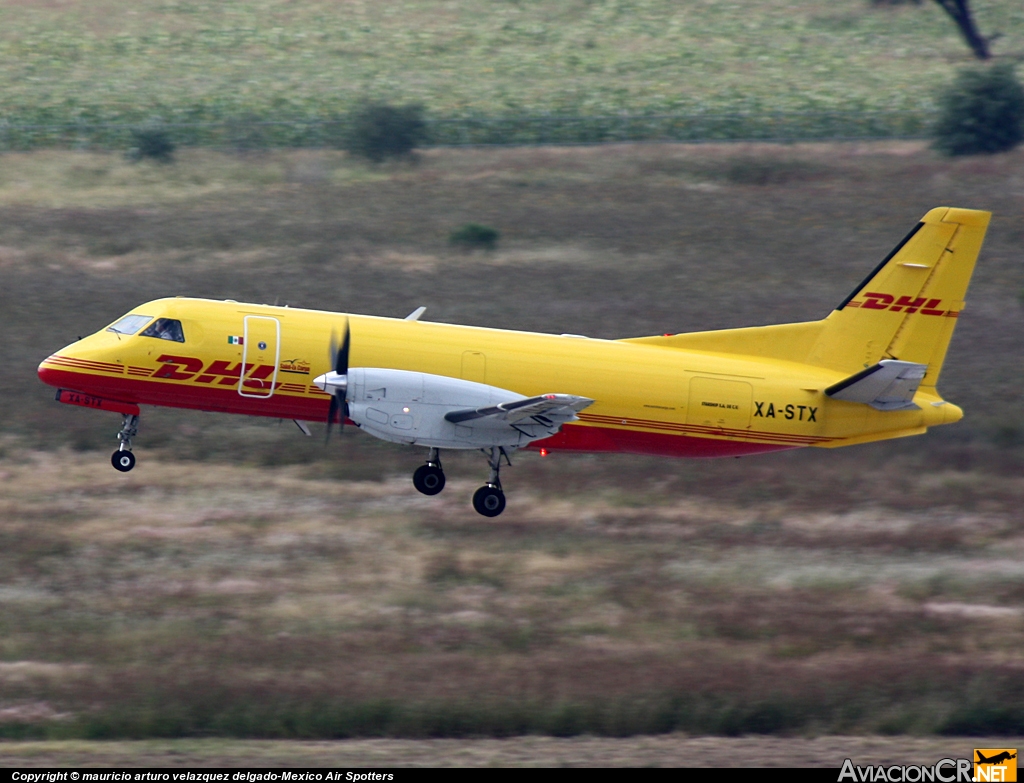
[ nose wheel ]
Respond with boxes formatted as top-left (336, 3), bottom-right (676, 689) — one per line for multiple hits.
top-left (472, 447), bottom-right (510, 517)
top-left (413, 448), bottom-right (446, 495)
top-left (110, 413), bottom-right (139, 473)
top-left (111, 450), bottom-right (136, 472)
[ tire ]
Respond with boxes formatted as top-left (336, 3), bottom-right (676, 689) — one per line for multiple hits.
top-left (413, 464), bottom-right (446, 496)
top-left (111, 450), bottom-right (136, 473)
top-left (472, 485), bottom-right (506, 517)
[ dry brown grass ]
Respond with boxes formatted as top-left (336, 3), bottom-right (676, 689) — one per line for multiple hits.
top-left (0, 451), bottom-right (1022, 737)
top-left (2, 735), bottom-right (1020, 768)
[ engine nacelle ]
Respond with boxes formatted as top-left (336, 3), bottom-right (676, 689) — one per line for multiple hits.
top-left (343, 368), bottom-right (558, 450)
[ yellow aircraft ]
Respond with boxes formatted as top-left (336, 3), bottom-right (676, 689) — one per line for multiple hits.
top-left (38, 207), bottom-right (989, 516)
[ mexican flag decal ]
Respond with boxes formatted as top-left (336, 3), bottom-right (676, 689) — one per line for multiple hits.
top-left (228, 335), bottom-right (244, 345)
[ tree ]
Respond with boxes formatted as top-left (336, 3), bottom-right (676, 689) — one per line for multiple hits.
top-left (340, 102), bottom-right (427, 163)
top-left (931, 0), bottom-right (995, 60)
top-left (933, 64), bottom-right (1024, 156)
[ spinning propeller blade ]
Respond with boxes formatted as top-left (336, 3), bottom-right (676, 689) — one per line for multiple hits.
top-left (324, 319), bottom-right (350, 443)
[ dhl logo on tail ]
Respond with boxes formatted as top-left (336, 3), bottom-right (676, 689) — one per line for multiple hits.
top-left (849, 293), bottom-right (958, 317)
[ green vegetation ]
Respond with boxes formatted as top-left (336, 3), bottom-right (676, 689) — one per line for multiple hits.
top-left (0, 0), bottom-right (1022, 142)
top-left (340, 102), bottom-right (427, 162)
top-left (129, 125), bottom-right (176, 162)
top-left (450, 223), bottom-right (500, 250)
top-left (934, 64), bottom-right (1024, 156)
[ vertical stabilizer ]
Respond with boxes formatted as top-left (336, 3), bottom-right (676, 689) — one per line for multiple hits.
top-left (806, 207), bottom-right (989, 386)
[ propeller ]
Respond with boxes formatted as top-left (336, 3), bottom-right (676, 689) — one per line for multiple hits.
top-left (315, 318), bottom-right (350, 443)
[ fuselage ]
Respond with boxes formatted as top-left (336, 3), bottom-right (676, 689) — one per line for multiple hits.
top-left (37, 297), bottom-right (959, 458)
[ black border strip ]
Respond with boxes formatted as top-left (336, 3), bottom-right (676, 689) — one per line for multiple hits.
top-left (835, 222), bottom-right (924, 310)
top-left (825, 362), bottom-right (884, 397)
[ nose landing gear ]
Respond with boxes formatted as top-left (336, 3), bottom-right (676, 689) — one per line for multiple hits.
top-left (472, 447), bottom-right (509, 517)
top-left (111, 413), bottom-right (139, 473)
top-left (413, 447), bottom-right (446, 495)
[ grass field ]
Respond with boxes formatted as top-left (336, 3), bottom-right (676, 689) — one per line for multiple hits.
top-left (0, 736), bottom-right (1015, 767)
top-left (0, 0), bottom-right (1022, 131)
top-left (0, 449), bottom-right (1022, 741)
top-left (0, 141), bottom-right (1023, 746)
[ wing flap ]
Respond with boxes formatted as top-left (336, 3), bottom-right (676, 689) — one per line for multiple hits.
top-left (825, 359), bottom-right (926, 411)
top-left (445, 394), bottom-right (594, 425)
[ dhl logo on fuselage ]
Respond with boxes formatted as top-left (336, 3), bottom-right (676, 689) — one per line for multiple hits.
top-left (150, 355), bottom-right (321, 393)
top-left (847, 293), bottom-right (959, 317)
top-left (152, 355), bottom-right (274, 385)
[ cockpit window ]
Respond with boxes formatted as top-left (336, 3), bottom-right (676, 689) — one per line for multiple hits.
top-left (107, 314), bottom-right (153, 335)
top-left (140, 318), bottom-right (185, 342)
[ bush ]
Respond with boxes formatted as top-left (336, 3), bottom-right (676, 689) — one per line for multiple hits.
top-left (449, 223), bottom-right (499, 250)
top-left (341, 102), bottom-right (427, 162)
top-left (933, 64), bottom-right (1024, 157)
top-left (129, 125), bottom-right (176, 162)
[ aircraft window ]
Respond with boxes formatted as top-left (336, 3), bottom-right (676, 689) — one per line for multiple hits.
top-left (107, 314), bottom-right (153, 335)
top-left (140, 318), bottom-right (185, 342)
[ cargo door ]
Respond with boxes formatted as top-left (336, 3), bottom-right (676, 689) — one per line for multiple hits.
top-left (239, 315), bottom-right (281, 399)
top-left (686, 378), bottom-right (753, 431)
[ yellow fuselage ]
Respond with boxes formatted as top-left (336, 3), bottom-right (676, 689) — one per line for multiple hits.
top-left (38, 297), bottom-right (958, 459)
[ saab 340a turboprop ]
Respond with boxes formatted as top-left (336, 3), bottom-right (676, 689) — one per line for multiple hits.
top-left (38, 207), bottom-right (989, 517)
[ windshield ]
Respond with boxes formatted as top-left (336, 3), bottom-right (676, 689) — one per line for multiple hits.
top-left (107, 314), bottom-right (153, 335)
top-left (140, 318), bottom-right (185, 342)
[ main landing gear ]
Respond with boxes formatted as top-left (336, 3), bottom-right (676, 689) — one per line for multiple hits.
top-left (411, 446), bottom-right (511, 517)
top-left (472, 447), bottom-right (509, 518)
top-left (413, 448), bottom-right (446, 495)
top-left (111, 413), bottom-right (139, 473)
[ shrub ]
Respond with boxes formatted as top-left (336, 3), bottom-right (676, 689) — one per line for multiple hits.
top-left (933, 64), bottom-right (1024, 157)
top-left (449, 223), bottom-right (499, 250)
top-left (129, 125), bottom-right (176, 162)
top-left (340, 102), bottom-right (427, 162)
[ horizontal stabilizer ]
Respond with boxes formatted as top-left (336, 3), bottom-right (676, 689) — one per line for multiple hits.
top-left (445, 393), bottom-right (593, 425)
top-left (825, 360), bottom-right (927, 411)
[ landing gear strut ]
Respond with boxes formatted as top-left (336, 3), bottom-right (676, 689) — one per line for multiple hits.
top-left (413, 447), bottom-right (446, 495)
top-left (111, 413), bottom-right (139, 473)
top-left (472, 447), bottom-right (509, 517)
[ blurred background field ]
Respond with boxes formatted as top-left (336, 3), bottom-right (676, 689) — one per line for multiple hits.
top-left (1, 141), bottom-right (1023, 750)
top-left (0, 0), bottom-right (1022, 146)
top-left (0, 736), bottom-right (1013, 767)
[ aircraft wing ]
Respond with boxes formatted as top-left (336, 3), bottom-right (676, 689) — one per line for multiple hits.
top-left (445, 394), bottom-right (594, 425)
top-left (825, 360), bottom-right (927, 411)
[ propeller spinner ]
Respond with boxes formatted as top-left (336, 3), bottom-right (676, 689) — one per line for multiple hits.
top-left (313, 319), bottom-right (350, 442)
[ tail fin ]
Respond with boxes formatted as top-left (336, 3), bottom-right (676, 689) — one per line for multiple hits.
top-left (625, 207), bottom-right (990, 388)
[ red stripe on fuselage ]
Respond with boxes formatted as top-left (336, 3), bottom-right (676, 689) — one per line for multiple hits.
top-left (38, 366), bottom-right (804, 459)
top-left (532, 425), bottom-right (798, 458)
top-left (38, 366), bottom-right (322, 420)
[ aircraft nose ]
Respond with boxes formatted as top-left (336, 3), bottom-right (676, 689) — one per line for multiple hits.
top-left (37, 355), bottom-right (63, 389)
